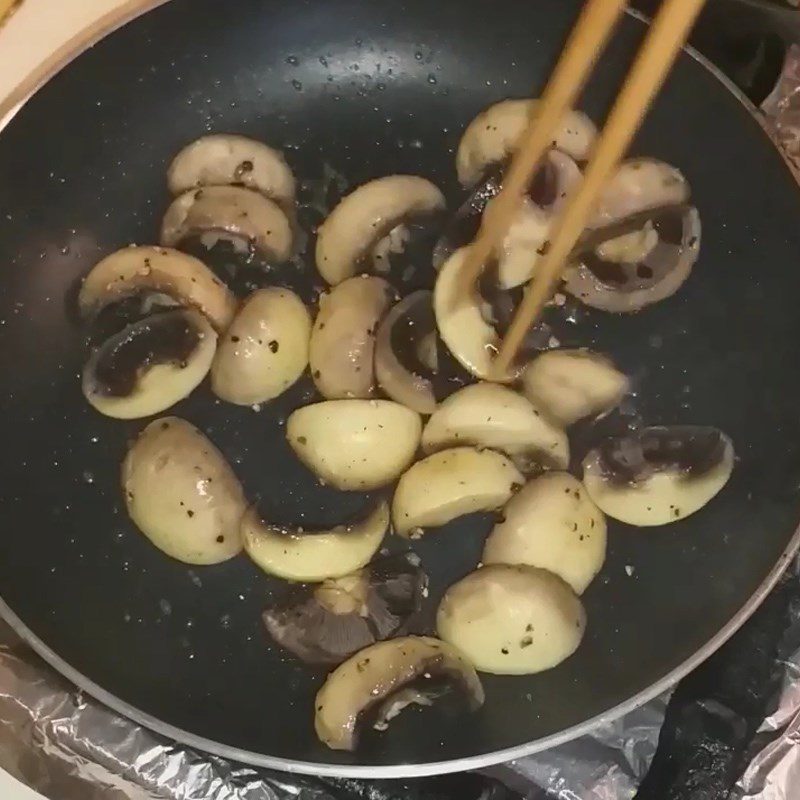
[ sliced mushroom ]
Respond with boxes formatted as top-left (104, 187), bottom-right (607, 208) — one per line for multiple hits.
top-left (375, 291), bottom-right (437, 415)
top-left (309, 276), bottom-right (395, 399)
top-left (167, 134), bottom-right (296, 210)
top-left (392, 446), bottom-right (523, 538)
top-left (211, 288), bottom-right (311, 405)
top-left (564, 205), bottom-right (700, 313)
top-left (241, 500), bottom-right (388, 582)
top-left (483, 472), bottom-right (606, 594)
top-left (436, 564), bottom-right (586, 675)
top-left (78, 245), bottom-right (237, 332)
top-left (456, 99), bottom-right (596, 187)
top-left (589, 159), bottom-right (690, 228)
top-left (421, 383), bottom-right (568, 471)
top-left (433, 247), bottom-right (520, 383)
top-left (521, 349), bottom-right (629, 426)
top-left (122, 417), bottom-right (246, 564)
top-left (262, 552), bottom-right (427, 664)
top-left (160, 186), bottom-right (293, 261)
top-left (582, 426), bottom-right (734, 526)
top-left (287, 400), bottom-right (422, 491)
top-left (82, 308), bottom-right (216, 419)
top-left (315, 175), bottom-right (445, 285)
top-left (314, 635), bottom-right (484, 751)
top-left (433, 150), bottom-right (581, 288)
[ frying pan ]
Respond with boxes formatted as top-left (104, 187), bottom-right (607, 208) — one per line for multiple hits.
top-left (1, 0), bottom-right (800, 779)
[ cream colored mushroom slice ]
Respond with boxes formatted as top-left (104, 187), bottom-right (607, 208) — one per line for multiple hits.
top-left (421, 383), bottom-right (568, 471)
top-left (433, 247), bottom-right (519, 383)
top-left (392, 447), bottom-right (523, 537)
top-left (287, 400), bottom-right (421, 491)
top-left (582, 426), bottom-right (734, 526)
top-left (78, 245), bottom-right (237, 332)
top-left (437, 564), bottom-right (586, 674)
top-left (82, 309), bottom-right (216, 420)
top-left (314, 635), bottom-right (484, 751)
top-left (521, 349), bottom-right (629, 426)
top-left (122, 417), bottom-right (246, 564)
top-left (167, 134), bottom-right (296, 209)
top-left (309, 276), bottom-right (394, 399)
top-left (315, 175), bottom-right (445, 285)
top-left (589, 158), bottom-right (690, 228)
top-left (241, 501), bottom-right (388, 582)
top-left (456, 99), bottom-right (597, 187)
top-left (375, 290), bottom-right (438, 415)
top-left (483, 472), bottom-right (606, 594)
top-left (211, 288), bottom-right (311, 405)
top-left (160, 185), bottom-right (293, 261)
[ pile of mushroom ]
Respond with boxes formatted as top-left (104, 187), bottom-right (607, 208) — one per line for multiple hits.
top-left (74, 105), bottom-right (734, 753)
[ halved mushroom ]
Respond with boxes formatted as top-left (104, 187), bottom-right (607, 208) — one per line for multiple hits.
top-left (122, 417), bottom-right (246, 564)
top-left (521, 349), bottom-right (629, 426)
top-left (82, 308), bottom-right (216, 419)
top-left (421, 383), bottom-right (568, 471)
top-left (211, 287), bottom-right (311, 405)
top-left (315, 175), bottom-right (445, 285)
top-left (287, 400), bottom-right (422, 491)
top-left (436, 564), bottom-right (586, 675)
top-left (314, 635), bottom-right (484, 751)
top-left (564, 160), bottom-right (699, 313)
top-left (564, 205), bottom-right (700, 312)
top-left (167, 134), bottom-right (296, 210)
top-left (582, 426), bottom-right (734, 526)
top-left (483, 472), bottom-right (606, 594)
top-left (456, 99), bottom-right (596, 187)
top-left (262, 552), bottom-right (427, 664)
top-left (375, 291), bottom-right (437, 415)
top-left (160, 186), bottom-right (293, 261)
top-left (309, 276), bottom-right (395, 399)
top-left (78, 245), bottom-right (237, 333)
top-left (241, 500), bottom-right (388, 581)
top-left (433, 150), bottom-right (581, 289)
top-left (589, 159), bottom-right (690, 228)
top-left (433, 247), bottom-right (521, 383)
top-left (392, 446), bottom-right (523, 537)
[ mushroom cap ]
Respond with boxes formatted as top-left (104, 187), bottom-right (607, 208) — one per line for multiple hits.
top-left (82, 308), bottom-right (217, 420)
top-left (167, 134), bottom-right (296, 209)
top-left (315, 175), bottom-right (445, 285)
top-left (78, 245), bottom-right (237, 333)
top-left (160, 185), bottom-right (293, 261)
top-left (211, 287), bottom-right (311, 406)
top-left (314, 635), bottom-right (484, 751)
top-left (122, 417), bottom-right (246, 564)
top-left (582, 425), bottom-right (735, 526)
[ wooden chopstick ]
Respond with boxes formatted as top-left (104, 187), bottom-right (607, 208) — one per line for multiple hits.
top-left (456, 0), bottom-right (628, 299)
top-left (493, 0), bottom-right (707, 376)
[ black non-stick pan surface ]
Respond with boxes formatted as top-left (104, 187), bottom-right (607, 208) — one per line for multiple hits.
top-left (1, 0), bottom-right (800, 777)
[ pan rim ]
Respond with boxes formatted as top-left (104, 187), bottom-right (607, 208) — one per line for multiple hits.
top-left (1, 0), bottom-right (799, 779)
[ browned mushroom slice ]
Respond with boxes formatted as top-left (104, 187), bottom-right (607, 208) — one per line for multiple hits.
top-left (314, 635), bottom-right (484, 751)
top-left (262, 552), bottom-right (428, 665)
top-left (563, 204), bottom-right (700, 312)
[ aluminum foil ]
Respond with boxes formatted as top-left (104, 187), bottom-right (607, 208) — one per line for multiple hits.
top-left (3, 29), bottom-right (800, 800)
